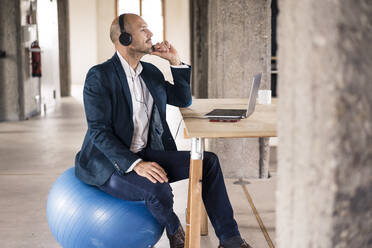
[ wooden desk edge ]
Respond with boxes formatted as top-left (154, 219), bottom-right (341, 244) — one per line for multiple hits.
top-left (183, 128), bottom-right (277, 139)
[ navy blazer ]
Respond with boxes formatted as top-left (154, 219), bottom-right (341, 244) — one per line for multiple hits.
top-left (75, 53), bottom-right (192, 186)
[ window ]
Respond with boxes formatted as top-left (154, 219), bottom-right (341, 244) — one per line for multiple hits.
top-left (116, 0), bottom-right (164, 43)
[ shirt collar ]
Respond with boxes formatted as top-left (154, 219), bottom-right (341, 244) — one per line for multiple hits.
top-left (116, 51), bottom-right (143, 78)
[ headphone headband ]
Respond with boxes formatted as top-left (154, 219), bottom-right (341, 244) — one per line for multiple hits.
top-left (118, 13), bottom-right (132, 46)
top-left (119, 14), bottom-right (126, 34)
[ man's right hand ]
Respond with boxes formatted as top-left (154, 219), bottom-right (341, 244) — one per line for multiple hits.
top-left (133, 161), bottom-right (169, 183)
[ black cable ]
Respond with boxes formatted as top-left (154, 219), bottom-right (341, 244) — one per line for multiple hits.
top-left (174, 118), bottom-right (183, 140)
top-left (129, 67), bottom-right (150, 121)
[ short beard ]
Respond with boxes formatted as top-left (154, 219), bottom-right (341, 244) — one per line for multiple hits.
top-left (130, 42), bottom-right (152, 54)
top-left (144, 46), bottom-right (153, 54)
top-left (137, 47), bottom-right (152, 55)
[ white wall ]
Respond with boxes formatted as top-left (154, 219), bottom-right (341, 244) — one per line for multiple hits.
top-left (37, 0), bottom-right (60, 112)
top-left (165, 0), bottom-right (190, 65)
top-left (69, 0), bottom-right (98, 85)
top-left (96, 0), bottom-right (116, 63)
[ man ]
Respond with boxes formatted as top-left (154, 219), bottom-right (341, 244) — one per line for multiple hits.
top-left (75, 13), bottom-right (251, 248)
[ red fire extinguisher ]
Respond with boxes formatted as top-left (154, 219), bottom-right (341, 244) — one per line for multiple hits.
top-left (31, 40), bottom-right (41, 77)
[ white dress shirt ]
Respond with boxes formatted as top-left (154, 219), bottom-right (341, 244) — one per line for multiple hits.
top-left (116, 51), bottom-right (189, 173)
top-left (117, 51), bottom-right (153, 172)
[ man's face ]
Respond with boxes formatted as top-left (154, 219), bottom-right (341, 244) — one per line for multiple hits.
top-left (127, 16), bottom-right (153, 54)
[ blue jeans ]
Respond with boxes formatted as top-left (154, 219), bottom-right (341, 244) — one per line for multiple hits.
top-left (99, 148), bottom-right (240, 242)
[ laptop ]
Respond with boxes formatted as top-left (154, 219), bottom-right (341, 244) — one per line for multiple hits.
top-left (204, 73), bottom-right (262, 120)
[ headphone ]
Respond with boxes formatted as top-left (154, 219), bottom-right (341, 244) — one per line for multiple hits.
top-left (118, 14), bottom-right (132, 46)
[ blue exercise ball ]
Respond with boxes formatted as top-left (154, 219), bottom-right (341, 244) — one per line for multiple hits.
top-left (47, 168), bottom-right (164, 248)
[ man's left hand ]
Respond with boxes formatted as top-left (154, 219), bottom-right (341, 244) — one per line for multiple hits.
top-left (151, 41), bottom-right (181, 66)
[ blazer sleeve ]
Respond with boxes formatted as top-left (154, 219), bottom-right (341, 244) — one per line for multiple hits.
top-left (165, 66), bottom-right (192, 107)
top-left (83, 67), bottom-right (140, 173)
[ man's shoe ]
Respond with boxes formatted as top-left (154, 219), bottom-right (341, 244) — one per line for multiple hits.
top-left (218, 239), bottom-right (253, 248)
top-left (166, 224), bottom-right (185, 248)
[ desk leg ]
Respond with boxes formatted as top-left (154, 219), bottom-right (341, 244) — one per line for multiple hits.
top-left (185, 137), bottom-right (204, 248)
top-left (200, 202), bottom-right (209, 236)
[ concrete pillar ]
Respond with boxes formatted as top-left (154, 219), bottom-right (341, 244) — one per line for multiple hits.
top-left (207, 0), bottom-right (272, 178)
top-left (0, 0), bottom-right (42, 121)
top-left (0, 0), bottom-right (22, 121)
top-left (58, 0), bottom-right (72, 97)
top-left (190, 0), bottom-right (209, 98)
top-left (277, 1), bottom-right (372, 247)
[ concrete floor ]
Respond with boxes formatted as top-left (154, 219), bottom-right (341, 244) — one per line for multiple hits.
top-left (0, 97), bottom-right (276, 248)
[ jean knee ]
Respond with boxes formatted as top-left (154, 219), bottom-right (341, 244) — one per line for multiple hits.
top-left (204, 152), bottom-right (220, 169)
top-left (145, 182), bottom-right (174, 209)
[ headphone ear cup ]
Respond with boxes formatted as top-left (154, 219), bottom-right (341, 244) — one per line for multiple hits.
top-left (119, 32), bottom-right (132, 46)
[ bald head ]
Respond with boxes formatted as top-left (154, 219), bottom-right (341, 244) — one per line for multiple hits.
top-left (110, 13), bottom-right (153, 58)
top-left (110, 14), bottom-right (140, 44)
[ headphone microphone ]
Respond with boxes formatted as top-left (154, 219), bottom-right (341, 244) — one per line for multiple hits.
top-left (118, 14), bottom-right (132, 46)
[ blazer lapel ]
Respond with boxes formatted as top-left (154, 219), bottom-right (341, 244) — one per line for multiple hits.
top-left (111, 53), bottom-right (133, 118)
top-left (140, 62), bottom-right (162, 114)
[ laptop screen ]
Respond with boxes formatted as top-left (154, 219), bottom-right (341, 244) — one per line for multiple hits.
top-left (245, 73), bottom-right (262, 117)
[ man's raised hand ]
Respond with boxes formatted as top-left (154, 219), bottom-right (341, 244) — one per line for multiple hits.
top-left (151, 41), bottom-right (181, 66)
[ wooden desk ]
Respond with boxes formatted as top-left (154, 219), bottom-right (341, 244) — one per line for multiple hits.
top-left (180, 98), bottom-right (277, 248)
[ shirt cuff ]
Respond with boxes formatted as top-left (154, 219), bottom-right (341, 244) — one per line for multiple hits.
top-left (125, 158), bottom-right (143, 173)
top-left (170, 62), bottom-right (189, 69)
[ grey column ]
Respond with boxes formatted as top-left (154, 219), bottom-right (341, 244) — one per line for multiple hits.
top-left (277, 1), bottom-right (372, 247)
top-left (190, 0), bottom-right (209, 98)
top-left (207, 0), bottom-right (271, 178)
top-left (1, 0), bottom-right (43, 121)
top-left (57, 0), bottom-right (71, 97)
top-left (0, 0), bottom-right (22, 121)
